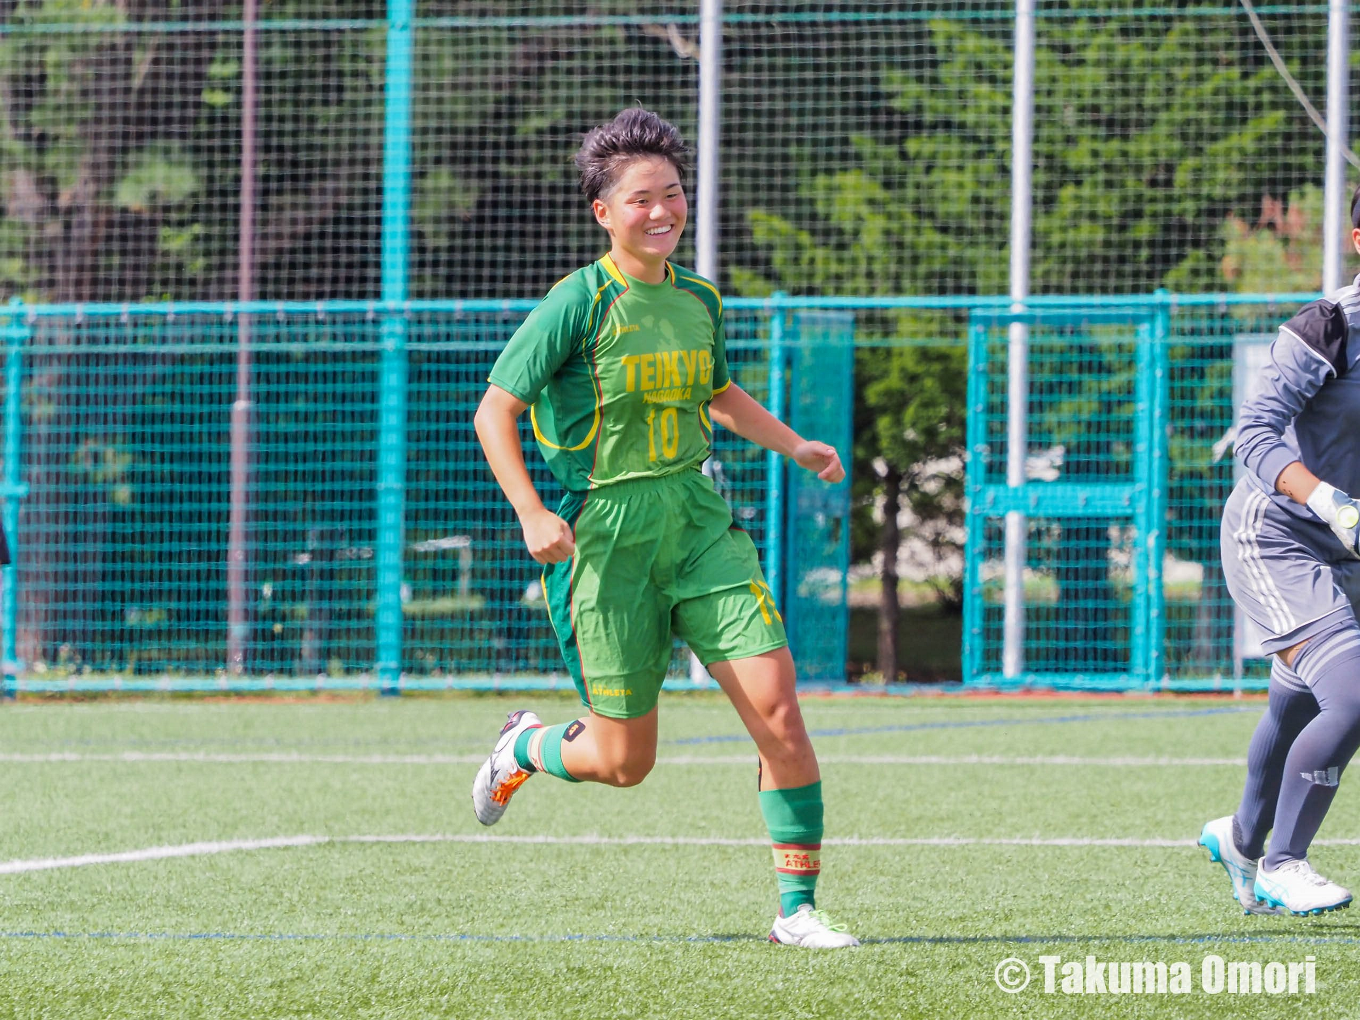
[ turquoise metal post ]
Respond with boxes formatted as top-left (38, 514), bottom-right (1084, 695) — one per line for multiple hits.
top-left (1147, 294), bottom-right (1172, 684)
top-left (962, 319), bottom-right (988, 684)
top-left (1130, 318), bottom-right (1153, 684)
top-left (2, 299), bottom-right (27, 689)
top-left (376, 0), bottom-right (413, 693)
top-left (764, 293), bottom-right (787, 606)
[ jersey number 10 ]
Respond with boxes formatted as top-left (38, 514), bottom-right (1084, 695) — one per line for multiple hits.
top-left (646, 407), bottom-right (680, 461)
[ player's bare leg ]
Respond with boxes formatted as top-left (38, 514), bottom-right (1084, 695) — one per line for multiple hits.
top-left (709, 649), bottom-right (858, 947)
top-left (709, 648), bottom-right (818, 789)
top-left (472, 706), bottom-right (658, 825)
top-left (558, 708), bottom-right (658, 787)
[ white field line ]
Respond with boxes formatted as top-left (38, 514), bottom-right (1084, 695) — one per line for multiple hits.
top-left (7, 832), bottom-right (1360, 876)
top-left (0, 752), bottom-right (1249, 766)
top-left (0, 836), bottom-right (329, 875)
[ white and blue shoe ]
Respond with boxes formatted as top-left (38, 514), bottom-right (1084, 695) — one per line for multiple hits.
top-left (1254, 858), bottom-right (1353, 916)
top-left (1199, 816), bottom-right (1281, 916)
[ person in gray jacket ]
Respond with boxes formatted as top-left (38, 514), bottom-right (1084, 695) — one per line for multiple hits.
top-left (1200, 187), bottom-right (1360, 917)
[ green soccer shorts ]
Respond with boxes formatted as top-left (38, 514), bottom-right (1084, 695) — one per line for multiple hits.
top-left (541, 469), bottom-right (788, 719)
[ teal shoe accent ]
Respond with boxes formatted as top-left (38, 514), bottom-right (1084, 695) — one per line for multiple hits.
top-left (1254, 871), bottom-right (1353, 915)
top-left (1198, 825), bottom-right (1222, 863)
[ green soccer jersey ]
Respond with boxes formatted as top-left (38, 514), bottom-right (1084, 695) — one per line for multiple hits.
top-left (488, 254), bottom-right (731, 492)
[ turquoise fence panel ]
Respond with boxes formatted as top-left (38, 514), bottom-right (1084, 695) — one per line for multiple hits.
top-left (2, 300), bottom-right (26, 689)
top-left (782, 312), bottom-right (854, 683)
top-left (958, 296), bottom-right (1315, 692)
top-left (0, 293), bottom-right (1319, 692)
top-left (12, 314), bottom-right (386, 685)
top-left (1159, 303), bottom-right (1289, 692)
top-left (963, 307), bottom-right (1164, 690)
top-left (3, 302), bottom-right (817, 692)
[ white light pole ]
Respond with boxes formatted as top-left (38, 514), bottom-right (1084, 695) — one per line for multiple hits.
top-left (1003, 0), bottom-right (1036, 680)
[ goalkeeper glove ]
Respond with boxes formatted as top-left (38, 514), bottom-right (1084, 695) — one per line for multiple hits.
top-left (1307, 481), bottom-right (1360, 559)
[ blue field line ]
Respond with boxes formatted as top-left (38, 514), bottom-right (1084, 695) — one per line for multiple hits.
top-left (670, 706), bottom-right (1259, 745)
top-left (0, 929), bottom-right (1357, 947)
top-left (0, 705), bottom-right (1261, 757)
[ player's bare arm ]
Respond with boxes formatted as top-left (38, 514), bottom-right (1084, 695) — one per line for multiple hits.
top-left (708, 383), bottom-right (845, 483)
top-left (1275, 461), bottom-right (1322, 505)
top-left (1276, 462), bottom-right (1360, 558)
top-left (473, 385), bottom-right (576, 565)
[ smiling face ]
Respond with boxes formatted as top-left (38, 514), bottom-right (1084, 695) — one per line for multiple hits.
top-left (590, 156), bottom-right (687, 283)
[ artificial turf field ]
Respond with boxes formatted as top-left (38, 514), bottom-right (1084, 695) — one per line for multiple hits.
top-left (0, 693), bottom-right (1358, 1019)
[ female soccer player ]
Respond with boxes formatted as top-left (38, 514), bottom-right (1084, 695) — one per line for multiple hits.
top-left (1200, 187), bottom-right (1360, 917)
top-left (471, 108), bottom-right (858, 948)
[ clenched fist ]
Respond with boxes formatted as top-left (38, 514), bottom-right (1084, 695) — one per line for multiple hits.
top-left (520, 508), bottom-right (577, 564)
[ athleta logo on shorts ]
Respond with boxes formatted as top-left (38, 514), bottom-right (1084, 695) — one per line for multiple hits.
top-left (1300, 767), bottom-right (1340, 787)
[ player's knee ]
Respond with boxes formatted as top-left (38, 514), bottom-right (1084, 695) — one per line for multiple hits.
top-left (599, 751), bottom-right (655, 788)
top-left (759, 698), bottom-right (809, 748)
top-left (607, 761), bottom-right (653, 788)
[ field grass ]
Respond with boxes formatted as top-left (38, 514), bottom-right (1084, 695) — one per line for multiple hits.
top-left (0, 693), bottom-right (1358, 1019)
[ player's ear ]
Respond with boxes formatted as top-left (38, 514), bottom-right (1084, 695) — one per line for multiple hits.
top-left (1352, 227), bottom-right (1360, 257)
top-left (592, 198), bottom-right (611, 233)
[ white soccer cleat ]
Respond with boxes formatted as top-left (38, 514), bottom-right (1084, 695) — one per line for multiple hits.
top-left (1254, 858), bottom-right (1353, 916)
top-left (471, 709), bottom-right (543, 826)
top-left (1197, 816), bottom-right (1281, 916)
top-left (768, 904), bottom-right (860, 948)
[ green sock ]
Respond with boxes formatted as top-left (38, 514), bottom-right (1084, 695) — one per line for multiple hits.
top-left (512, 728), bottom-right (540, 773)
top-left (512, 721), bottom-right (583, 782)
top-left (759, 780), bottom-right (824, 916)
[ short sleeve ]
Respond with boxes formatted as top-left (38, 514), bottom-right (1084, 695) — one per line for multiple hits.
top-left (488, 277), bottom-right (590, 404)
top-left (710, 309), bottom-right (731, 394)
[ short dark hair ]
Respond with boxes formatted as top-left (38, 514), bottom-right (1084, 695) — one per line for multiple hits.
top-left (574, 108), bottom-right (689, 204)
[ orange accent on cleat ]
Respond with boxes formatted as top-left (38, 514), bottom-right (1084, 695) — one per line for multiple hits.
top-left (490, 769), bottom-right (530, 805)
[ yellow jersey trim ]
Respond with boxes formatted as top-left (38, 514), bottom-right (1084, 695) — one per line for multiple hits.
top-left (711, 379), bottom-right (732, 396)
top-left (672, 267), bottom-right (723, 316)
top-left (601, 254), bottom-right (680, 290)
top-left (601, 253), bottom-right (629, 287)
top-left (529, 277), bottom-right (615, 452)
top-left (530, 395), bottom-right (601, 451)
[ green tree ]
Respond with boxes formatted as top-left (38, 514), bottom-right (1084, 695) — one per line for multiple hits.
top-left (854, 344), bottom-right (966, 681)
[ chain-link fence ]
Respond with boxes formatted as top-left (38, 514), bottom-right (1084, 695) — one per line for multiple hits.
top-left (3, 3), bottom-right (1355, 689)
top-left (964, 295), bottom-right (1315, 691)
top-left (1, 293), bottom-right (1310, 690)
top-left (2, 299), bottom-right (858, 690)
